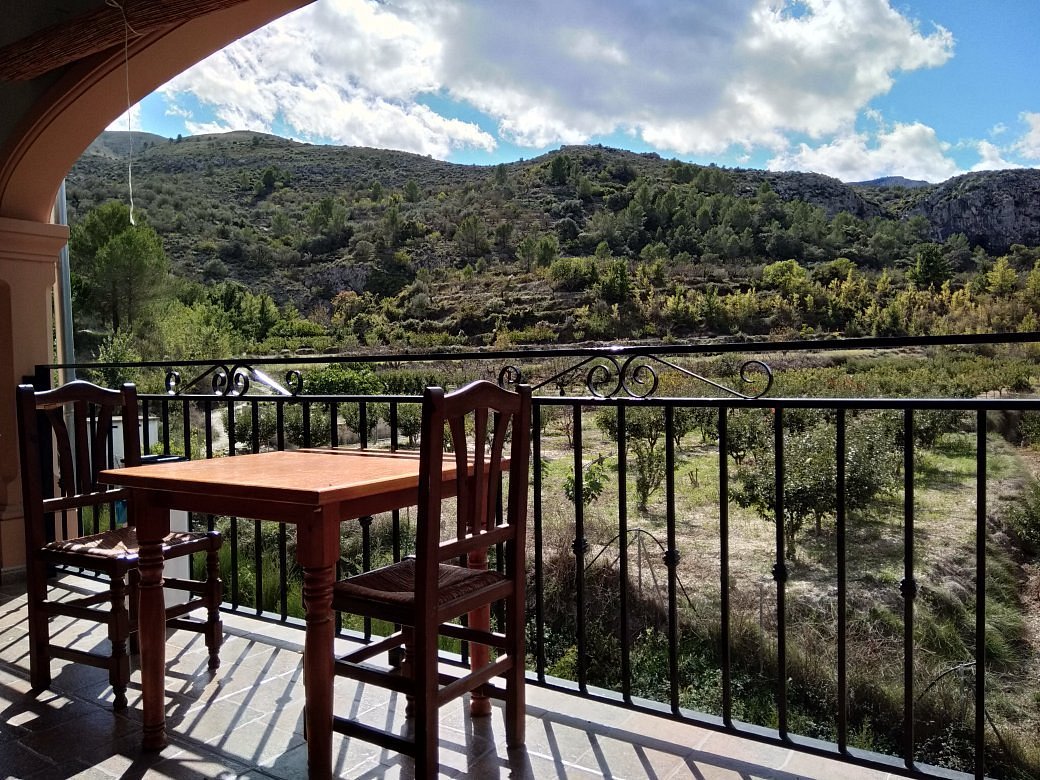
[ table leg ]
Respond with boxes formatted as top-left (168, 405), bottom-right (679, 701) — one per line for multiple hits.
top-left (136, 497), bottom-right (169, 750)
top-left (468, 548), bottom-right (491, 717)
top-left (298, 508), bottom-right (340, 780)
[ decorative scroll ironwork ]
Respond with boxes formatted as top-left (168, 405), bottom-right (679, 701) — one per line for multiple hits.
top-left (165, 363), bottom-right (302, 397)
top-left (497, 365), bottom-right (524, 390)
top-left (500, 353), bottom-right (772, 399)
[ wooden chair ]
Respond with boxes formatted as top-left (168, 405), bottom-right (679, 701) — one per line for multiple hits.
top-left (16, 380), bottom-right (223, 710)
top-left (331, 379), bottom-right (532, 777)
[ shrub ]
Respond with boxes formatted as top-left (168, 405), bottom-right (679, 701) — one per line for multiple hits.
top-left (548, 255), bottom-right (599, 291)
top-left (1002, 476), bottom-right (1040, 554)
top-left (736, 415), bottom-right (899, 557)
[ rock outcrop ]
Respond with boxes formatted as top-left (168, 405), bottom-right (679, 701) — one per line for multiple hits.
top-left (907, 169), bottom-right (1040, 253)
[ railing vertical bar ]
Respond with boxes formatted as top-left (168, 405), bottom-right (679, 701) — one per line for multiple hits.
top-left (390, 401), bottom-right (401, 562)
top-left (250, 401), bottom-right (260, 452)
top-left (359, 402), bottom-right (368, 448)
top-left (277, 400), bottom-right (288, 620)
top-left (204, 400), bottom-right (215, 538)
top-left (533, 402), bottom-right (546, 682)
top-left (96, 405), bottom-right (108, 533)
top-left (181, 399), bottom-right (191, 459)
top-left (836, 408), bottom-right (848, 752)
top-left (572, 403), bottom-right (587, 693)
top-left (302, 401), bottom-right (311, 448)
top-left (227, 399), bottom-right (239, 611)
top-left (719, 406), bottom-right (732, 727)
top-left (226, 399), bottom-right (236, 456)
top-left (141, 398), bottom-right (151, 454)
top-left (902, 408), bottom-right (916, 769)
top-left (251, 400), bottom-right (263, 615)
top-left (617, 403), bottom-right (631, 703)
top-left (204, 400), bottom-right (213, 460)
top-left (160, 398), bottom-right (171, 455)
top-left (975, 409), bottom-right (987, 780)
top-left (361, 515), bottom-right (373, 639)
top-left (664, 406), bottom-right (680, 714)
top-left (182, 398), bottom-right (196, 573)
top-left (773, 406), bottom-right (788, 739)
top-left (330, 402), bottom-right (339, 448)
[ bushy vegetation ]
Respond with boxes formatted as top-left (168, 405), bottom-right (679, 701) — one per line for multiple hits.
top-left (67, 134), bottom-right (1040, 362)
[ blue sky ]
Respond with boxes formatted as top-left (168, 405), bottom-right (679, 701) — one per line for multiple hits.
top-left (115, 0), bottom-right (1040, 183)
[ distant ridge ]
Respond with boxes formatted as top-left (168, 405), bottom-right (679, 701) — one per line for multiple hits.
top-left (848, 176), bottom-right (931, 188)
top-left (84, 130), bottom-right (170, 158)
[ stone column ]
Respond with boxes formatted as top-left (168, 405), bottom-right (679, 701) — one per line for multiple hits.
top-left (0, 216), bottom-right (69, 580)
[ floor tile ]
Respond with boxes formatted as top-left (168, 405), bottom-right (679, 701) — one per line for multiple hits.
top-left (0, 580), bottom-right (933, 780)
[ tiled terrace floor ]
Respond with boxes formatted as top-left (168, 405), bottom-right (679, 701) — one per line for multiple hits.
top-left (0, 577), bottom-right (903, 779)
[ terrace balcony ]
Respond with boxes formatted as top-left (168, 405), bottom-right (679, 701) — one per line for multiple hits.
top-left (0, 577), bottom-right (890, 779)
top-left (5, 333), bottom-right (1040, 779)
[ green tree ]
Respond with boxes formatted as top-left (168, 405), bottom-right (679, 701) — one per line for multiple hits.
top-left (549, 154), bottom-right (571, 186)
top-left (736, 416), bottom-right (899, 558)
top-left (70, 201), bottom-right (170, 333)
top-left (597, 259), bottom-right (631, 305)
top-left (596, 407), bottom-right (667, 510)
top-left (517, 235), bottom-right (540, 272)
top-left (908, 243), bottom-right (951, 290)
top-left (535, 234), bottom-right (559, 267)
top-left (494, 220), bottom-right (514, 254)
top-left (564, 456), bottom-right (608, 508)
top-left (761, 259), bottom-right (809, 297)
top-left (455, 214), bottom-right (489, 257)
top-left (987, 255), bottom-right (1019, 296)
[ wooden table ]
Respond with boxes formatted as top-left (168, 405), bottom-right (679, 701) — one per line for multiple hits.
top-left (100, 448), bottom-right (457, 780)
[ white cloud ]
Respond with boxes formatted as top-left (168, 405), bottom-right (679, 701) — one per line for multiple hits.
top-left (153, 0), bottom-right (955, 163)
top-left (1014, 112), bottom-right (1040, 160)
top-left (767, 122), bottom-right (960, 182)
top-left (970, 140), bottom-right (1021, 172)
top-left (159, 0), bottom-right (494, 156)
top-left (431, 0), bottom-right (953, 154)
top-left (105, 103), bottom-right (142, 133)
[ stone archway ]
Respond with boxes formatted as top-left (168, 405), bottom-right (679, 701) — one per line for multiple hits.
top-left (0, 0), bottom-right (313, 576)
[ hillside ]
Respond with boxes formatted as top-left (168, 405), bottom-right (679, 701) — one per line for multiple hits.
top-left (65, 131), bottom-right (1040, 352)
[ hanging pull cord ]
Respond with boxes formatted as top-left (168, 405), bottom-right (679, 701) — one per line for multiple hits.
top-left (106, 0), bottom-right (141, 225)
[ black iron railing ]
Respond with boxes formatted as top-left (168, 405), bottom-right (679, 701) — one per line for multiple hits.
top-left (37, 332), bottom-right (1040, 780)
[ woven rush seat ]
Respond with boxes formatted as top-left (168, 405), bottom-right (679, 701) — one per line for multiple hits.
top-left (335, 558), bottom-right (504, 608)
top-left (46, 526), bottom-right (216, 559)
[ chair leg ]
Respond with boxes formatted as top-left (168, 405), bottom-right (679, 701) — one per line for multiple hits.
top-left (505, 594), bottom-right (525, 748)
top-left (127, 568), bottom-right (141, 655)
top-left (204, 547), bottom-right (223, 671)
top-left (401, 626), bottom-right (416, 717)
top-left (413, 632), bottom-right (439, 779)
top-left (108, 574), bottom-right (132, 710)
top-left (26, 561), bottom-right (51, 692)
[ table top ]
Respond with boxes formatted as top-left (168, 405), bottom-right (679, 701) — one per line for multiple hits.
top-left (99, 448), bottom-right (440, 508)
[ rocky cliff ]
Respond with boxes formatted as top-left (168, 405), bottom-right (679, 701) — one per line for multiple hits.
top-left (906, 169), bottom-right (1040, 253)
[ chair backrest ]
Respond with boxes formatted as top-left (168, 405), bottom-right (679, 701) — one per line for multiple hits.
top-left (415, 380), bottom-right (532, 595)
top-left (16, 380), bottom-right (142, 551)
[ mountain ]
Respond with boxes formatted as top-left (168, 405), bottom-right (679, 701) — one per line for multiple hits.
top-left (65, 132), bottom-right (1040, 330)
top-left (848, 176), bottom-right (931, 189)
top-left (83, 131), bottom-right (170, 159)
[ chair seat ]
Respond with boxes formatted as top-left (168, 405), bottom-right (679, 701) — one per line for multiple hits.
top-left (45, 526), bottom-right (219, 560)
top-left (334, 558), bottom-right (504, 613)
